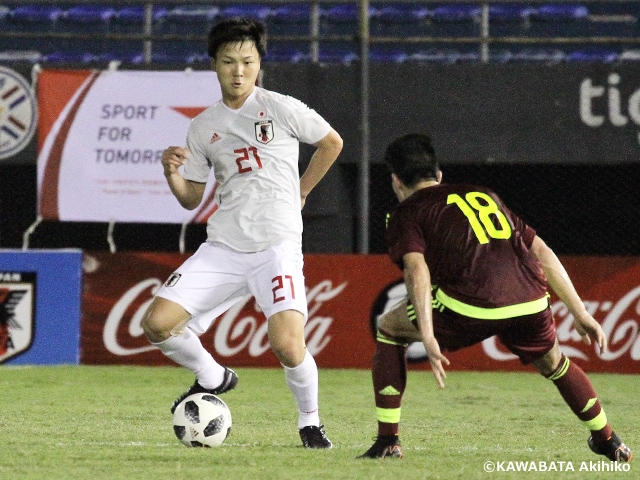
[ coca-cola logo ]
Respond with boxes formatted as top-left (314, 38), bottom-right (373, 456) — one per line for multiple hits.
top-left (371, 281), bottom-right (640, 364)
top-left (103, 277), bottom-right (347, 357)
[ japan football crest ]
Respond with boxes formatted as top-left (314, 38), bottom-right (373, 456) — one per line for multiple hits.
top-left (0, 272), bottom-right (36, 363)
top-left (254, 120), bottom-right (274, 144)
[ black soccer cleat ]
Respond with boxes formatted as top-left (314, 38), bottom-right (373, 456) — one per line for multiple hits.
top-left (588, 432), bottom-right (633, 462)
top-left (357, 435), bottom-right (404, 459)
top-left (299, 425), bottom-right (333, 449)
top-left (170, 367), bottom-right (238, 414)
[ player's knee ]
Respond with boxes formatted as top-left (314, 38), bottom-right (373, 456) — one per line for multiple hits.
top-left (532, 342), bottom-right (563, 376)
top-left (271, 340), bottom-right (305, 368)
top-left (141, 311), bottom-right (165, 343)
top-left (141, 305), bottom-right (175, 343)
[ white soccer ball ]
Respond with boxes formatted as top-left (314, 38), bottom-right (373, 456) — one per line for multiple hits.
top-left (172, 393), bottom-right (232, 447)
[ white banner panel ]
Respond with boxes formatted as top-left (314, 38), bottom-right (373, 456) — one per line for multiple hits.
top-left (37, 70), bottom-right (221, 223)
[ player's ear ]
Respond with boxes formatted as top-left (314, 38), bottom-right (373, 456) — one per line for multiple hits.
top-left (436, 170), bottom-right (443, 183)
top-left (210, 58), bottom-right (217, 72)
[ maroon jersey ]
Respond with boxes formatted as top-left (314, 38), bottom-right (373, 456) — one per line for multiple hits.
top-left (387, 183), bottom-right (548, 312)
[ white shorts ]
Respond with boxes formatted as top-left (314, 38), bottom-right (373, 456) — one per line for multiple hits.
top-left (155, 240), bottom-right (308, 334)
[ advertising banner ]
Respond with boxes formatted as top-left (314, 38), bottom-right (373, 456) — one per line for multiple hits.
top-left (0, 249), bottom-right (82, 365)
top-left (81, 252), bottom-right (399, 368)
top-left (81, 252), bottom-right (640, 373)
top-left (37, 69), bottom-right (222, 223)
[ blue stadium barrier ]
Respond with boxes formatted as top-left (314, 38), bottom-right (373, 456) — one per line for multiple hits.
top-left (264, 46), bottom-right (310, 63)
top-left (0, 5), bottom-right (10, 21)
top-left (430, 4), bottom-right (482, 22)
top-left (62, 5), bottom-right (116, 24)
top-left (272, 4), bottom-right (310, 24)
top-left (322, 4), bottom-right (377, 35)
top-left (488, 48), bottom-right (514, 63)
top-left (619, 49), bottom-right (640, 61)
top-left (429, 5), bottom-right (481, 38)
top-left (530, 4), bottom-right (589, 21)
top-left (116, 5), bottom-right (168, 23)
top-left (164, 5), bottom-right (219, 25)
top-left (318, 48), bottom-right (359, 63)
top-left (509, 48), bottom-right (566, 63)
top-left (565, 49), bottom-right (619, 62)
top-left (372, 4), bottom-right (430, 36)
top-left (219, 4), bottom-right (272, 21)
top-left (8, 5), bottom-right (63, 23)
top-left (0, 2), bottom-right (637, 65)
top-left (151, 51), bottom-right (196, 64)
top-left (489, 4), bottom-right (536, 22)
top-left (323, 4), bottom-right (360, 24)
top-left (376, 4), bottom-right (430, 23)
top-left (163, 5), bottom-right (219, 38)
top-left (456, 50), bottom-right (482, 63)
top-left (269, 5), bottom-right (311, 35)
top-left (408, 49), bottom-right (461, 64)
top-left (97, 51), bottom-right (145, 64)
top-left (42, 51), bottom-right (99, 64)
top-left (0, 50), bottom-right (42, 63)
top-left (370, 49), bottom-right (409, 63)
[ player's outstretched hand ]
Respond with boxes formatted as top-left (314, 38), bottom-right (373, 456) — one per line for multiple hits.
top-left (574, 312), bottom-right (607, 354)
top-left (162, 146), bottom-right (190, 177)
top-left (423, 335), bottom-right (450, 389)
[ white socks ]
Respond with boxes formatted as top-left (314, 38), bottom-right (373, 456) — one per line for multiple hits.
top-left (156, 330), bottom-right (322, 428)
top-left (283, 349), bottom-right (321, 429)
top-left (153, 327), bottom-right (225, 389)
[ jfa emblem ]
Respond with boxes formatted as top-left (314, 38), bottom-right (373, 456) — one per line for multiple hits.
top-left (0, 272), bottom-right (36, 364)
top-left (254, 120), bottom-right (274, 144)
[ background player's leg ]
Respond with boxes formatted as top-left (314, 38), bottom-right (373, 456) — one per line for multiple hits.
top-left (371, 330), bottom-right (408, 437)
top-left (534, 342), bottom-right (611, 440)
top-left (534, 342), bottom-right (631, 461)
top-left (358, 299), bottom-right (415, 458)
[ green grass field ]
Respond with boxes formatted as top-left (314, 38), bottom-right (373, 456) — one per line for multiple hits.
top-left (0, 366), bottom-right (636, 480)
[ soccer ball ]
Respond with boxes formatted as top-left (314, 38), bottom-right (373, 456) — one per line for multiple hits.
top-left (172, 393), bottom-right (232, 447)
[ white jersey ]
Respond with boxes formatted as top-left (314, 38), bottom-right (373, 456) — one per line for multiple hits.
top-left (183, 87), bottom-right (331, 252)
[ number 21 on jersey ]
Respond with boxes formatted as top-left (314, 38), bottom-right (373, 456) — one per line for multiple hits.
top-left (447, 192), bottom-right (512, 244)
top-left (234, 146), bottom-right (262, 173)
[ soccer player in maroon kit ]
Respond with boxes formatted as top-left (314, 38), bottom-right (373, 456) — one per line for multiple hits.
top-left (358, 133), bottom-right (632, 462)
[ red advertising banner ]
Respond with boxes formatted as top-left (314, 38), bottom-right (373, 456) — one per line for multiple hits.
top-left (81, 252), bottom-right (640, 373)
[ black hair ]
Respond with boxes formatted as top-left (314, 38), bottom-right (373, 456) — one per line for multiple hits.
top-left (383, 133), bottom-right (440, 187)
top-left (207, 18), bottom-right (267, 59)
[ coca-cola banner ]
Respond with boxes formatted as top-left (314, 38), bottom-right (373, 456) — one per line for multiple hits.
top-left (81, 252), bottom-right (399, 368)
top-left (81, 252), bottom-right (640, 373)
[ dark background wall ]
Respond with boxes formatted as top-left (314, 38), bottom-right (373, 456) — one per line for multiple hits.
top-left (1, 63), bottom-right (640, 255)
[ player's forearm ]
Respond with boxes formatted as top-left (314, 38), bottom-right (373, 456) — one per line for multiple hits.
top-left (300, 129), bottom-right (343, 199)
top-left (403, 253), bottom-right (435, 340)
top-left (165, 173), bottom-right (202, 210)
top-left (530, 236), bottom-right (588, 318)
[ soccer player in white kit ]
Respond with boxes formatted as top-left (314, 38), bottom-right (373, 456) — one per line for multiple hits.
top-left (141, 18), bottom-right (343, 448)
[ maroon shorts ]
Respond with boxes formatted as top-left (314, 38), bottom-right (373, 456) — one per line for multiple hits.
top-left (426, 307), bottom-right (557, 364)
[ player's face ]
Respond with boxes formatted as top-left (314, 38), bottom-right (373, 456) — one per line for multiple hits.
top-left (212, 41), bottom-right (261, 108)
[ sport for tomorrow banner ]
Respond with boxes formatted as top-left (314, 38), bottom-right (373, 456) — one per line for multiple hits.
top-left (37, 69), bottom-right (222, 223)
top-left (81, 252), bottom-right (640, 373)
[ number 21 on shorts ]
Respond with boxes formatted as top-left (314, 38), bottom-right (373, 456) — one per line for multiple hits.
top-left (447, 192), bottom-right (512, 244)
top-left (272, 275), bottom-right (295, 303)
